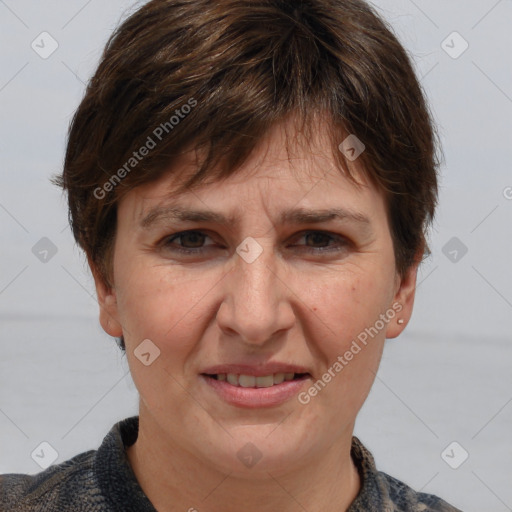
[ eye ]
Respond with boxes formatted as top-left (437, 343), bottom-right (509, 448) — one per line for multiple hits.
top-left (161, 230), bottom-right (218, 255)
top-left (159, 229), bottom-right (350, 257)
top-left (292, 231), bottom-right (350, 253)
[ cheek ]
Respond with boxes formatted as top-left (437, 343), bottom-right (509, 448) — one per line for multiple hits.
top-left (301, 268), bottom-right (391, 402)
top-left (115, 266), bottom-right (218, 410)
top-left (305, 269), bottom-right (392, 341)
top-left (114, 261), bottom-right (216, 346)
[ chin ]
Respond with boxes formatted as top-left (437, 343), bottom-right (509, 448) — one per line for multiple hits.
top-left (197, 427), bottom-right (315, 477)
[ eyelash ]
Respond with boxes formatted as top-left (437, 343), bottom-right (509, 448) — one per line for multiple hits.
top-left (160, 230), bottom-right (349, 255)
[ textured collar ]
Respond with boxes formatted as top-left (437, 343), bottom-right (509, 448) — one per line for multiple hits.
top-left (94, 417), bottom-right (382, 511)
top-left (93, 416), bottom-right (457, 512)
top-left (348, 435), bottom-right (389, 511)
top-left (94, 416), bottom-right (156, 512)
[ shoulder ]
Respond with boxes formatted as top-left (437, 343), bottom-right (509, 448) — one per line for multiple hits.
top-left (376, 470), bottom-right (463, 511)
top-left (0, 416), bottom-right (145, 512)
top-left (349, 436), bottom-right (463, 512)
top-left (0, 449), bottom-right (105, 512)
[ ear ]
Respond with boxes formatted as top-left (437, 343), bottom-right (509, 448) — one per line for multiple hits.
top-left (88, 256), bottom-right (123, 338)
top-left (385, 253), bottom-right (422, 339)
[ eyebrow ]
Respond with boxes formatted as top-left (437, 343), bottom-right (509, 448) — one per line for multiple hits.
top-left (140, 205), bottom-right (373, 232)
top-left (140, 206), bottom-right (371, 231)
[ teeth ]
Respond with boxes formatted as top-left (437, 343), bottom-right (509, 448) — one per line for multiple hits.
top-left (227, 373), bottom-right (238, 386)
top-left (216, 373), bottom-right (300, 387)
top-left (273, 373), bottom-right (285, 384)
top-left (255, 375), bottom-right (274, 388)
top-left (239, 375), bottom-right (256, 388)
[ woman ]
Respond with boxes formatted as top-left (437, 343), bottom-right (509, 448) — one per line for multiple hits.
top-left (0, 0), bottom-right (463, 510)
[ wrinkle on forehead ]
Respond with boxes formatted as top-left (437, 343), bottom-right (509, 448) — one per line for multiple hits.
top-left (124, 113), bottom-right (371, 224)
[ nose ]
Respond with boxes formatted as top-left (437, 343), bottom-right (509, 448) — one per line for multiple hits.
top-left (216, 241), bottom-right (295, 347)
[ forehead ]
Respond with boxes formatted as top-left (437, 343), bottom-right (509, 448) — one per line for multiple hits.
top-left (127, 163), bottom-right (377, 230)
top-left (118, 118), bottom-right (383, 226)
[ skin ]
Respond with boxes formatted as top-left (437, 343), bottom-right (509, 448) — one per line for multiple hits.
top-left (90, 118), bottom-right (420, 512)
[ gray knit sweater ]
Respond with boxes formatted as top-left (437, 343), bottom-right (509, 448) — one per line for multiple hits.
top-left (0, 416), bottom-right (462, 511)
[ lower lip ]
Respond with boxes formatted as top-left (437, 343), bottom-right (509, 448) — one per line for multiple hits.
top-left (200, 375), bottom-right (310, 408)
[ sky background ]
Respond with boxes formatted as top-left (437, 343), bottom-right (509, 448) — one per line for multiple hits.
top-left (1, 1), bottom-right (511, 511)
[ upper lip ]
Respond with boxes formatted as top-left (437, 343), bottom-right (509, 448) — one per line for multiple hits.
top-left (201, 363), bottom-right (311, 377)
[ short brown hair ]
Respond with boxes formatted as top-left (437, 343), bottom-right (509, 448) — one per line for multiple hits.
top-left (55, 0), bottom-right (439, 330)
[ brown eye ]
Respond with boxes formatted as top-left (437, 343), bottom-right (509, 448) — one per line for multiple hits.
top-left (175, 231), bottom-right (206, 248)
top-left (162, 230), bottom-right (215, 255)
top-left (292, 231), bottom-right (349, 254)
top-left (304, 232), bottom-right (332, 247)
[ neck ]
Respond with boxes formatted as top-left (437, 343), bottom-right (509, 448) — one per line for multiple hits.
top-left (126, 409), bottom-right (361, 512)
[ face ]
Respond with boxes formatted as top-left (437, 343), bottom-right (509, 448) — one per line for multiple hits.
top-left (93, 119), bottom-right (418, 477)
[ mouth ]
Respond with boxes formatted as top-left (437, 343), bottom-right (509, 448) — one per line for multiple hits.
top-left (199, 370), bottom-right (312, 408)
top-left (202, 372), bottom-right (310, 388)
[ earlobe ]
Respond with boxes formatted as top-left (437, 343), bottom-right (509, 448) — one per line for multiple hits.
top-left (385, 258), bottom-right (420, 339)
top-left (88, 257), bottom-right (123, 338)
top-left (98, 294), bottom-right (123, 338)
